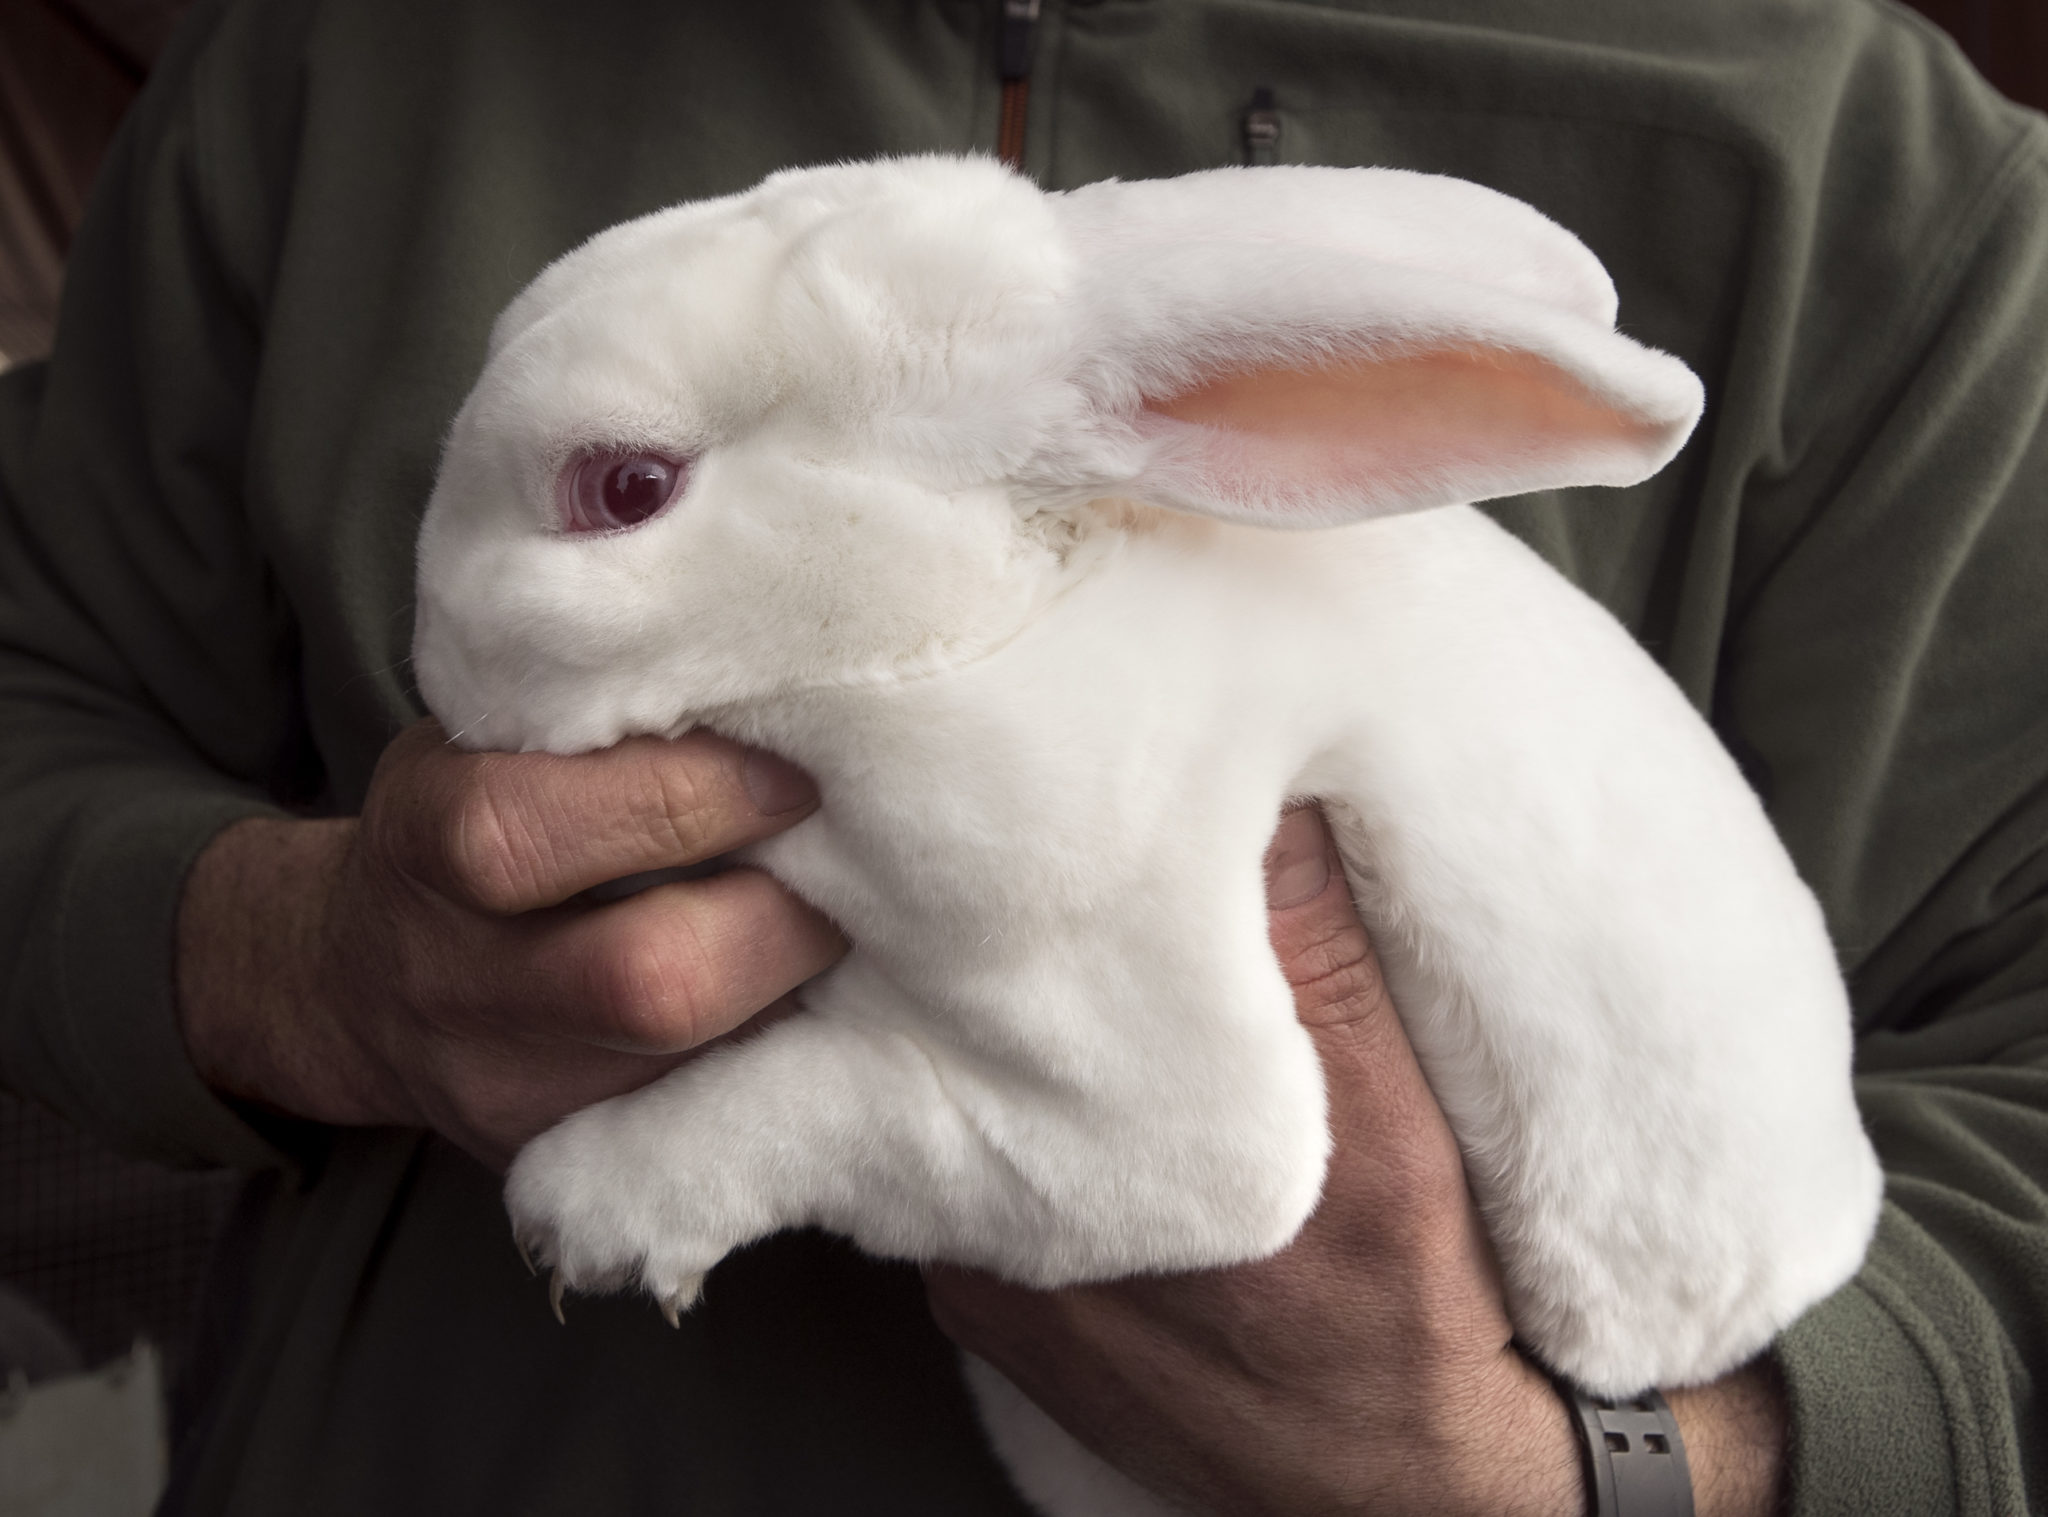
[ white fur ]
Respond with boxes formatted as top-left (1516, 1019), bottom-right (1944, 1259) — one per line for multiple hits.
top-left (413, 156), bottom-right (1881, 1516)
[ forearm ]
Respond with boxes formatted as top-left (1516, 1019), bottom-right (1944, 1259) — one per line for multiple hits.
top-left (0, 3), bottom-right (320, 1165)
top-left (174, 814), bottom-right (403, 1129)
top-left (0, 704), bottom-right (290, 1167)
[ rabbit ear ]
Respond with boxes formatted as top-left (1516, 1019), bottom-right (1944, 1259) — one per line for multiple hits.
top-left (1049, 167), bottom-right (1704, 526)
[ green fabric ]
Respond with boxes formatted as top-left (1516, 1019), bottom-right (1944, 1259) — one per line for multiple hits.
top-left (0, 0), bottom-right (2042, 1511)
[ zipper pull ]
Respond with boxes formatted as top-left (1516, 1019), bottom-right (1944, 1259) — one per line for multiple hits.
top-left (1243, 86), bottom-right (1281, 166)
top-left (997, 0), bottom-right (1042, 170)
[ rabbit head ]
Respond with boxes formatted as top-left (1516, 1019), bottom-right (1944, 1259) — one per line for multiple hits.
top-left (413, 155), bottom-right (1702, 753)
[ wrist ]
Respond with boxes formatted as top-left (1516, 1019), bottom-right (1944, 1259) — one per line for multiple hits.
top-left (1664, 1362), bottom-right (1786, 1517)
top-left (1336, 1351), bottom-right (1584, 1517)
top-left (1523, 1357), bottom-right (1785, 1517)
top-left (1446, 1353), bottom-right (1589, 1517)
top-left (176, 815), bottom-right (409, 1128)
top-left (1552, 1382), bottom-right (1693, 1517)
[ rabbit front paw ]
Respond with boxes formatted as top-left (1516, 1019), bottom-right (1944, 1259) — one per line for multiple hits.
top-left (503, 1102), bottom-right (734, 1324)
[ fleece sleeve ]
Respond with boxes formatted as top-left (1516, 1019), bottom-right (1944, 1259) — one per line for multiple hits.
top-left (1718, 109), bottom-right (2048, 1516)
top-left (0, 0), bottom-right (314, 1170)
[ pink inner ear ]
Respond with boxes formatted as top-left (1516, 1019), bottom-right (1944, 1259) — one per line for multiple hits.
top-left (1143, 347), bottom-right (1671, 524)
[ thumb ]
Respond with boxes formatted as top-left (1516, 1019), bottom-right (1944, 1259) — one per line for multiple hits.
top-left (1262, 805), bottom-right (1390, 1035)
top-left (1264, 806), bottom-right (1478, 1224)
top-left (1263, 808), bottom-right (1516, 1340)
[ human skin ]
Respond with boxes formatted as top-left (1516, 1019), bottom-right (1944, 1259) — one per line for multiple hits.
top-left (176, 719), bottom-right (847, 1171)
top-left (176, 724), bottom-right (1786, 1514)
top-left (927, 806), bottom-right (1788, 1517)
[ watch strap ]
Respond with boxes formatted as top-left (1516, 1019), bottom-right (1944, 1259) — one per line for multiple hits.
top-left (1559, 1382), bottom-right (1696, 1517)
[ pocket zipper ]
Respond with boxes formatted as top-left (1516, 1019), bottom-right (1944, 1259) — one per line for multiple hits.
top-left (997, 0), bottom-right (1042, 169)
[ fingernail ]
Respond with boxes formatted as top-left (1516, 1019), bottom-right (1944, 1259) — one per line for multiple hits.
top-left (1265, 807), bottom-right (1332, 910)
top-left (742, 749), bottom-right (819, 815)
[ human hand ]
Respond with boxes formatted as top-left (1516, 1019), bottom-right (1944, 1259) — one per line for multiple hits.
top-left (926, 806), bottom-right (1787, 1517)
top-left (177, 719), bottom-right (844, 1170)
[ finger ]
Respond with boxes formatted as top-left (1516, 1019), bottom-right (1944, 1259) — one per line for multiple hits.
top-left (1265, 808), bottom-right (1492, 1280)
top-left (1262, 806), bottom-right (1388, 1034)
top-left (390, 721), bottom-right (821, 913)
top-left (510, 866), bottom-right (847, 1052)
top-left (1262, 806), bottom-right (1451, 1158)
top-left (423, 1041), bottom-right (701, 1173)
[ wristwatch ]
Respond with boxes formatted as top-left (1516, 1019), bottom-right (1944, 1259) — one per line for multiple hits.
top-left (1556, 1382), bottom-right (1696, 1517)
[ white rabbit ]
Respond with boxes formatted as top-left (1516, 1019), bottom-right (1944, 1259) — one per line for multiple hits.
top-left (412, 155), bottom-right (1881, 1515)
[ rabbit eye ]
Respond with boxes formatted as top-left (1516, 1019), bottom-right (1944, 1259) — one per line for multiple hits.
top-left (560, 452), bottom-right (691, 534)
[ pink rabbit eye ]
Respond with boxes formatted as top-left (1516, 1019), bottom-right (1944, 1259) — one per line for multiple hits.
top-left (560, 451), bottom-right (691, 533)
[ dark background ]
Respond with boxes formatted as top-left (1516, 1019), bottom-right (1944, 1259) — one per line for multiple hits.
top-left (0, 0), bottom-right (2043, 1387)
top-left (1904, 0), bottom-right (2048, 110)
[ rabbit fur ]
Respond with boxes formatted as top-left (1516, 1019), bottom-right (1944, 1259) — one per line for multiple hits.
top-left (412, 155), bottom-right (1882, 1515)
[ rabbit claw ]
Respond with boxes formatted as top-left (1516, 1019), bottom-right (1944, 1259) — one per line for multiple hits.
top-left (652, 1272), bottom-right (707, 1329)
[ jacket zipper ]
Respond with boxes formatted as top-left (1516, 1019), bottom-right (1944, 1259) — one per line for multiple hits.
top-left (997, 0), bottom-right (1042, 170)
top-left (1244, 86), bottom-right (1281, 165)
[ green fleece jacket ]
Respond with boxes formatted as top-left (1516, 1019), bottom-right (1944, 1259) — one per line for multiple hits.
top-left (0, 0), bottom-right (2042, 1512)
